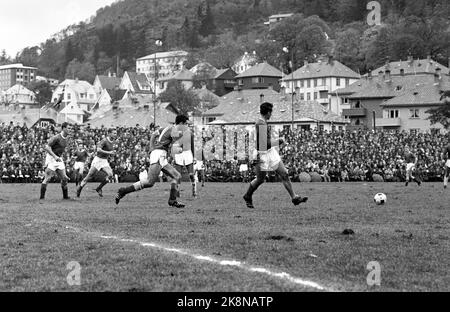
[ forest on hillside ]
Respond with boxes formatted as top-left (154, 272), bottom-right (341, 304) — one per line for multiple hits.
top-left (1, 0), bottom-right (450, 83)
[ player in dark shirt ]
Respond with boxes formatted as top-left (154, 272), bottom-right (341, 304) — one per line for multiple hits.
top-left (115, 115), bottom-right (188, 208)
top-left (40, 122), bottom-right (73, 200)
top-left (77, 129), bottom-right (117, 198)
top-left (72, 141), bottom-right (90, 186)
top-left (243, 102), bottom-right (308, 209)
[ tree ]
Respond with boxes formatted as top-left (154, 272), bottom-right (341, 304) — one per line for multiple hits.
top-left (65, 59), bottom-right (96, 82)
top-left (15, 46), bottom-right (40, 67)
top-left (0, 49), bottom-right (12, 65)
top-left (158, 80), bottom-right (200, 115)
top-left (426, 93), bottom-right (450, 130)
top-left (198, 0), bottom-right (216, 37)
top-left (334, 27), bottom-right (366, 73)
top-left (28, 80), bottom-right (53, 107)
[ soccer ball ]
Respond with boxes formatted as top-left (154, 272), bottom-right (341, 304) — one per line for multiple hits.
top-left (374, 193), bottom-right (387, 205)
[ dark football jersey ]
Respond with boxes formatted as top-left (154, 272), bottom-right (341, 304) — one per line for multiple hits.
top-left (48, 133), bottom-right (68, 157)
top-left (153, 126), bottom-right (182, 152)
top-left (74, 150), bottom-right (89, 162)
top-left (97, 138), bottom-right (114, 159)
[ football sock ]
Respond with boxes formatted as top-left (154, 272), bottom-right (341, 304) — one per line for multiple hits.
top-left (169, 184), bottom-right (178, 201)
top-left (40, 184), bottom-right (47, 199)
top-left (97, 179), bottom-right (108, 191)
top-left (444, 176), bottom-right (448, 187)
top-left (62, 185), bottom-right (69, 199)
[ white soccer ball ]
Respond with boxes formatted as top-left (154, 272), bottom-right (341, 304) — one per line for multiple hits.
top-left (374, 193), bottom-right (387, 205)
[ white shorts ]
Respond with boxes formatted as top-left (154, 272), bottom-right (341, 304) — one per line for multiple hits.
top-left (45, 154), bottom-right (66, 171)
top-left (74, 162), bottom-right (85, 172)
top-left (255, 148), bottom-right (281, 172)
top-left (406, 163), bottom-right (415, 173)
top-left (175, 150), bottom-right (194, 166)
top-left (150, 149), bottom-right (169, 168)
top-left (91, 156), bottom-right (111, 171)
top-left (446, 160), bottom-right (450, 168)
top-left (194, 161), bottom-right (204, 172)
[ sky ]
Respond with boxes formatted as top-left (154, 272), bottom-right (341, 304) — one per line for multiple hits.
top-left (0, 0), bottom-right (117, 57)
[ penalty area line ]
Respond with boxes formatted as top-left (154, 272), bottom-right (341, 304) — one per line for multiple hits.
top-left (34, 219), bottom-right (335, 292)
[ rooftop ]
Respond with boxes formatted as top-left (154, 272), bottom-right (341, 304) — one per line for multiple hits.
top-left (137, 50), bottom-right (189, 61)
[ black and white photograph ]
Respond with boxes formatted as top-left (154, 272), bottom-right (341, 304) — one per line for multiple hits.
top-left (0, 0), bottom-right (449, 299)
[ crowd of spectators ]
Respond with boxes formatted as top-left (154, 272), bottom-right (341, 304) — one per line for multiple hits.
top-left (0, 121), bottom-right (448, 184)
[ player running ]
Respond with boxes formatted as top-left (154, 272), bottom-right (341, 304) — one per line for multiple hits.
top-left (404, 146), bottom-right (421, 187)
top-left (40, 122), bottom-right (73, 200)
top-left (115, 115), bottom-right (189, 208)
top-left (76, 129), bottom-right (117, 198)
top-left (173, 123), bottom-right (197, 197)
top-left (442, 137), bottom-right (450, 189)
top-left (72, 140), bottom-right (89, 186)
top-left (243, 102), bottom-right (308, 209)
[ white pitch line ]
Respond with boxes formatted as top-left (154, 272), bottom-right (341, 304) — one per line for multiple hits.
top-left (35, 220), bottom-right (334, 291)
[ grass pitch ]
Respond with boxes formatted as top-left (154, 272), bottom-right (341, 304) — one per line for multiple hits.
top-left (1, 182), bottom-right (449, 292)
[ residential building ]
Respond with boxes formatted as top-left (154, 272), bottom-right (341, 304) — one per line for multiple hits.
top-left (120, 71), bottom-right (153, 95)
top-left (264, 13), bottom-right (294, 30)
top-left (371, 56), bottom-right (449, 77)
top-left (92, 88), bottom-right (128, 114)
top-left (235, 62), bottom-right (283, 92)
top-left (36, 76), bottom-right (59, 87)
top-left (232, 52), bottom-right (258, 75)
top-left (0, 63), bottom-right (37, 91)
top-left (336, 71), bottom-right (450, 133)
top-left (281, 56), bottom-right (360, 114)
top-left (51, 79), bottom-right (97, 112)
top-left (2, 84), bottom-right (36, 107)
top-left (212, 68), bottom-right (237, 97)
top-left (58, 104), bottom-right (86, 125)
top-left (192, 84), bottom-right (221, 112)
top-left (202, 88), bottom-right (347, 132)
top-left (156, 68), bottom-right (194, 95)
top-left (136, 50), bottom-right (188, 90)
top-left (93, 73), bottom-right (122, 98)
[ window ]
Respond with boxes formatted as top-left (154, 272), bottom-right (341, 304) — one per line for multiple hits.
top-left (336, 78), bottom-right (341, 86)
top-left (314, 92), bottom-right (318, 100)
top-left (388, 110), bottom-right (399, 118)
top-left (67, 93), bottom-right (71, 100)
top-left (342, 97), bottom-right (349, 104)
top-left (320, 91), bottom-right (328, 99)
top-left (307, 79), bottom-right (311, 88)
top-left (314, 79), bottom-right (318, 87)
top-left (410, 109), bottom-right (419, 118)
top-left (238, 79), bottom-right (243, 86)
top-left (322, 78), bottom-right (326, 86)
top-left (345, 78), bottom-right (349, 86)
top-left (319, 125), bottom-right (324, 132)
top-left (300, 80), bottom-right (304, 88)
top-left (300, 93), bottom-right (304, 100)
top-left (307, 93), bottom-right (311, 100)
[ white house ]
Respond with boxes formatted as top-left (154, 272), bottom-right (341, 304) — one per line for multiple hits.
top-left (264, 13), bottom-right (294, 29)
top-left (119, 71), bottom-right (153, 95)
top-left (232, 52), bottom-right (258, 75)
top-left (136, 50), bottom-right (189, 90)
top-left (51, 79), bottom-right (97, 111)
top-left (281, 56), bottom-right (360, 114)
top-left (58, 103), bottom-right (85, 125)
top-left (2, 84), bottom-right (36, 107)
top-left (156, 68), bottom-right (195, 95)
top-left (92, 73), bottom-right (122, 98)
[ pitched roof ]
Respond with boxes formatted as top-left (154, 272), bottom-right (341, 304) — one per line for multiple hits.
top-left (214, 68), bottom-right (237, 79)
top-left (236, 62), bottom-right (283, 78)
top-left (106, 89), bottom-right (127, 102)
top-left (60, 104), bottom-right (85, 115)
top-left (203, 88), bottom-right (346, 124)
top-left (189, 62), bottom-right (217, 75)
top-left (284, 60), bottom-right (360, 80)
top-left (126, 71), bottom-right (153, 94)
top-left (88, 103), bottom-right (177, 128)
top-left (338, 75), bottom-right (450, 100)
top-left (158, 68), bottom-right (195, 82)
top-left (0, 107), bottom-right (57, 127)
top-left (96, 75), bottom-right (122, 90)
top-left (137, 50), bottom-right (188, 61)
top-left (372, 58), bottom-right (449, 77)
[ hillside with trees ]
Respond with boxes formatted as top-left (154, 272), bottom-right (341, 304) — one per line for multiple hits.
top-left (2, 0), bottom-right (449, 83)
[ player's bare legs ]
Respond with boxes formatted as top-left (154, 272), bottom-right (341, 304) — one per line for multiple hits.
top-left (96, 167), bottom-right (113, 197)
top-left (56, 169), bottom-right (70, 199)
top-left (186, 163), bottom-right (197, 197)
top-left (40, 168), bottom-right (54, 199)
top-left (444, 167), bottom-right (449, 189)
top-left (275, 162), bottom-right (308, 205)
top-left (115, 163), bottom-right (185, 208)
top-left (77, 166), bottom-right (98, 198)
top-left (243, 163), bottom-right (267, 209)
